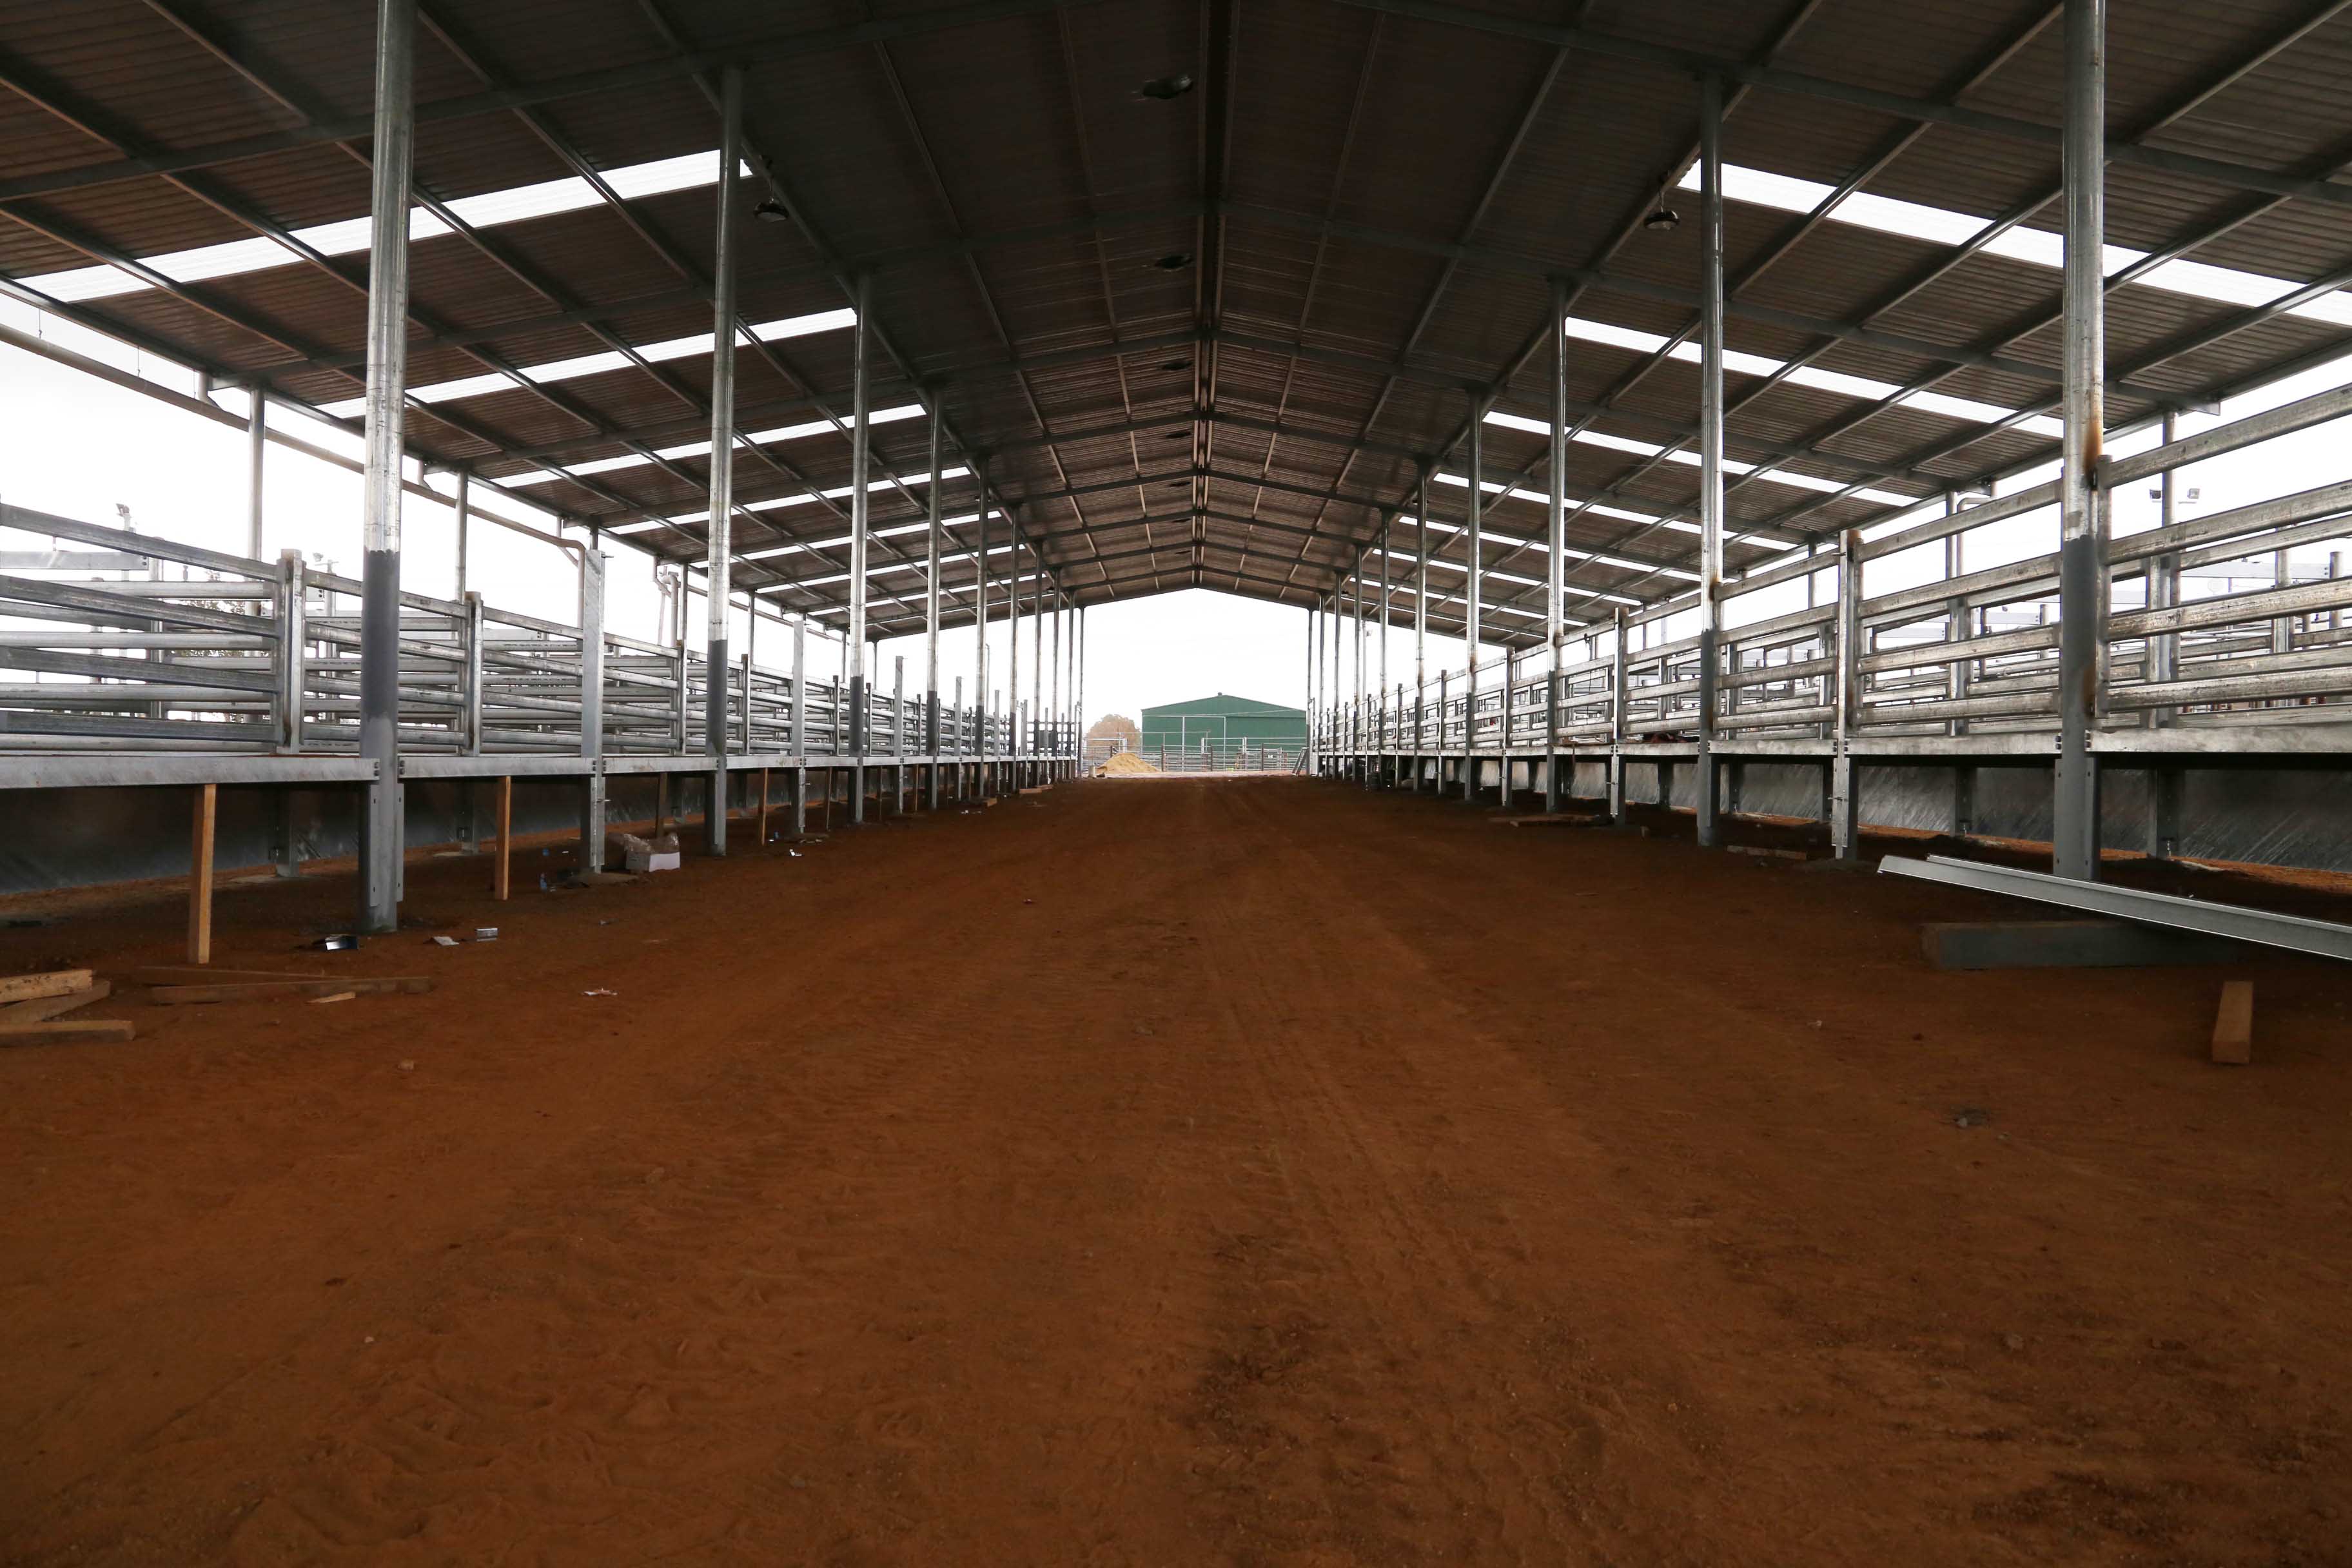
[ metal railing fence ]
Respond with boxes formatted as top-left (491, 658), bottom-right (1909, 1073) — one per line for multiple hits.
top-left (0, 504), bottom-right (1071, 769)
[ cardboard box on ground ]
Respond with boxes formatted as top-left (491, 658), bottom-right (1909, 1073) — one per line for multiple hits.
top-left (605, 831), bottom-right (682, 874)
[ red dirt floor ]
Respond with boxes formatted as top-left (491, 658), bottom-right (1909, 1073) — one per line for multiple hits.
top-left (3, 777), bottom-right (2348, 1565)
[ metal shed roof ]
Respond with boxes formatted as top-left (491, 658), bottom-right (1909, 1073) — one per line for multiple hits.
top-left (1142, 691), bottom-right (1303, 716)
top-left (6, 0), bottom-right (2352, 647)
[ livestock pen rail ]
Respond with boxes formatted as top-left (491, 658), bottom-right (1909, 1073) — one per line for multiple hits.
top-left (1310, 378), bottom-right (2352, 863)
top-left (0, 503), bottom-right (1076, 885)
top-left (1087, 738), bottom-right (1306, 774)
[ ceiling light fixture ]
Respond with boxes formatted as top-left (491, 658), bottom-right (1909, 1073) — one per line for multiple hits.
top-left (1153, 252), bottom-right (1195, 271)
top-left (1642, 174), bottom-right (1680, 233)
top-left (754, 197), bottom-right (791, 224)
top-left (1138, 74), bottom-right (1195, 100)
top-left (1160, 358), bottom-right (1191, 372)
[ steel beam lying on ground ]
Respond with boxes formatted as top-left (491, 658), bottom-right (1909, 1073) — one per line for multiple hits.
top-left (1919, 920), bottom-right (2250, 971)
top-left (1880, 856), bottom-right (2352, 963)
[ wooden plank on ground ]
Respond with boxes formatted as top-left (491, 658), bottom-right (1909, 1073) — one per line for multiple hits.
top-left (0, 978), bottom-right (111, 1023)
top-left (147, 975), bottom-right (433, 1004)
top-left (2213, 980), bottom-right (2254, 1064)
top-left (493, 775), bottom-right (513, 901)
top-left (0, 969), bottom-right (93, 1004)
top-left (128, 965), bottom-right (332, 984)
top-left (0, 1019), bottom-right (134, 1046)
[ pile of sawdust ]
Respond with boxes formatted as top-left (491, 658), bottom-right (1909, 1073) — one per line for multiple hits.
top-left (1095, 750), bottom-right (1162, 778)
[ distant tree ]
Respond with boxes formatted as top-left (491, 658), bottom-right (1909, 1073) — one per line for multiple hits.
top-left (1086, 713), bottom-right (1141, 753)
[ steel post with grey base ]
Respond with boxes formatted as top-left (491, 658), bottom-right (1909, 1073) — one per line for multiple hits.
top-left (1544, 279), bottom-right (1567, 816)
top-left (1830, 530), bottom-right (1862, 859)
top-left (974, 464), bottom-right (990, 798)
top-left (1462, 409), bottom-right (1484, 804)
top-left (271, 549), bottom-right (308, 877)
top-left (1693, 74), bottom-right (1727, 848)
top-left (890, 655), bottom-right (906, 815)
top-left (1608, 608), bottom-right (1628, 825)
top-left (790, 618), bottom-right (807, 836)
top-left (846, 273), bottom-right (872, 824)
top-left (924, 410), bottom-right (943, 809)
top-left (1006, 527), bottom-right (1021, 796)
top-left (357, 0), bottom-right (415, 935)
top-left (703, 65), bottom-right (742, 856)
top-left (577, 549), bottom-right (608, 866)
top-left (2052, 0), bottom-right (2108, 881)
top-left (2145, 412), bottom-right (2184, 858)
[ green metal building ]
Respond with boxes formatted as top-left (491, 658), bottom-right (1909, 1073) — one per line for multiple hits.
top-left (1137, 694), bottom-right (1307, 766)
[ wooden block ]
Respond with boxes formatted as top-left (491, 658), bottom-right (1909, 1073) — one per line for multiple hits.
top-left (147, 975), bottom-right (433, 1005)
top-left (0, 978), bottom-right (112, 1023)
top-left (492, 775), bottom-right (513, 901)
top-left (0, 1019), bottom-right (135, 1046)
top-left (188, 781), bottom-right (217, 965)
top-left (128, 966), bottom-right (333, 985)
top-left (2212, 980), bottom-right (2254, 1064)
top-left (0, 969), bottom-right (94, 1004)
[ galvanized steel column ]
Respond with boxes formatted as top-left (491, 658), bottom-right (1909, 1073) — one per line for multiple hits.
top-left (1694, 74), bottom-right (1727, 848)
top-left (2145, 412), bottom-right (2182, 856)
top-left (847, 272), bottom-right (872, 822)
top-left (1028, 546), bottom-right (1041, 765)
top-left (924, 409), bottom-right (943, 804)
top-left (703, 66), bottom-right (742, 854)
top-left (975, 465), bottom-right (990, 784)
top-left (246, 382), bottom-right (267, 560)
top-left (1007, 526), bottom-right (1021, 778)
top-left (1946, 496), bottom-right (1977, 835)
top-left (790, 618), bottom-right (807, 833)
top-left (1050, 583), bottom-right (1062, 770)
top-left (1311, 596), bottom-right (1322, 769)
top-left (1415, 466), bottom-right (1429, 783)
top-left (1608, 605), bottom-right (1629, 822)
top-left (1353, 562), bottom-right (1366, 778)
top-left (1545, 279), bottom-right (1567, 814)
top-left (1830, 529), bottom-right (1862, 858)
top-left (577, 549), bottom-right (608, 864)
top-left (452, 469), bottom-right (470, 601)
top-left (2053, 0), bottom-right (2108, 881)
top-left (357, 0), bottom-right (415, 935)
top-left (1378, 516), bottom-right (1390, 781)
top-left (1462, 408), bottom-right (1484, 803)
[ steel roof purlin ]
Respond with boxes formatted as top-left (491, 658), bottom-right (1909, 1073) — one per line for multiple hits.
top-left (6, 0), bottom-right (2352, 640)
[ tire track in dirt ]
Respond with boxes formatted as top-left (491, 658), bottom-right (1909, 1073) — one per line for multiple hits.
top-left (9, 778), bottom-right (2349, 1565)
top-left (1164, 782), bottom-right (1712, 1565)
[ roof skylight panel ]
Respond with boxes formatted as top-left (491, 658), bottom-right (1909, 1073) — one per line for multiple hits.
top-left (17, 150), bottom-right (743, 305)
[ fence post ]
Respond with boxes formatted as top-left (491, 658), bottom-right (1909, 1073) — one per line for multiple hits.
top-left (578, 549), bottom-right (608, 872)
top-left (1609, 607), bottom-right (1628, 825)
top-left (271, 549), bottom-right (308, 878)
top-left (1830, 529), bottom-right (1861, 859)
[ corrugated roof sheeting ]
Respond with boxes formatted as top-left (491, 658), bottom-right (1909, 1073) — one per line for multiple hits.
top-left (13, 0), bottom-right (2352, 640)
